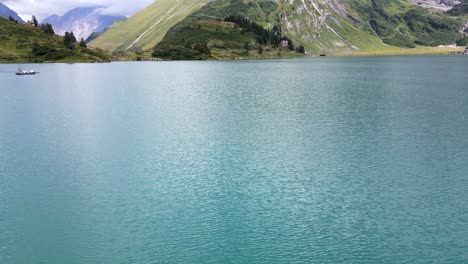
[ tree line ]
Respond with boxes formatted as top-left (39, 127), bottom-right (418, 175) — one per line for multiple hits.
top-left (64, 31), bottom-right (87, 49)
top-left (8, 15), bottom-right (19, 23)
top-left (224, 15), bottom-right (305, 53)
top-left (7, 14), bottom-right (87, 50)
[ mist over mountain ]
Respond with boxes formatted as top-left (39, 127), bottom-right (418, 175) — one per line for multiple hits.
top-left (42, 7), bottom-right (125, 41)
top-left (1, 0), bottom-right (154, 21)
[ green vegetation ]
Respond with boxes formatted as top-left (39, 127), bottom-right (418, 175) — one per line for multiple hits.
top-left (39, 23), bottom-right (55, 35)
top-left (8, 15), bottom-right (19, 24)
top-left (334, 45), bottom-right (464, 56)
top-left (152, 0), bottom-right (302, 60)
top-left (90, 0), bottom-right (211, 51)
top-left (85, 32), bottom-right (103, 43)
top-left (447, 0), bottom-right (468, 16)
top-left (79, 38), bottom-right (87, 48)
top-left (224, 15), bottom-right (293, 48)
top-left (0, 17), bottom-right (113, 63)
top-left (31, 15), bottom-right (38, 27)
top-left (92, 0), bottom-right (467, 59)
top-left (345, 0), bottom-right (462, 47)
top-left (274, 0), bottom-right (389, 54)
top-left (63, 31), bottom-right (77, 49)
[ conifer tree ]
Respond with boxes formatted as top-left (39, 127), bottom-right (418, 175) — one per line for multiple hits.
top-left (64, 32), bottom-right (77, 49)
top-left (8, 16), bottom-right (18, 23)
top-left (295, 45), bottom-right (305, 54)
top-left (47, 24), bottom-right (55, 35)
top-left (79, 38), bottom-right (87, 48)
top-left (32, 15), bottom-right (38, 27)
top-left (39, 23), bottom-right (55, 35)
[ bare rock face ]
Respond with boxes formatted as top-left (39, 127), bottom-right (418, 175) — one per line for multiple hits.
top-left (407, 0), bottom-right (461, 11)
top-left (279, 0), bottom-right (357, 51)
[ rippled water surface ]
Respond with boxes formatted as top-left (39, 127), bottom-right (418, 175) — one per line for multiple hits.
top-left (1, 56), bottom-right (467, 263)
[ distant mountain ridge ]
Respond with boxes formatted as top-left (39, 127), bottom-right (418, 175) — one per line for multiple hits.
top-left (42, 7), bottom-right (125, 40)
top-left (0, 2), bottom-right (24, 23)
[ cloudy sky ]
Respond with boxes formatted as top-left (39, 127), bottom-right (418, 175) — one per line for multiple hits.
top-left (2, 0), bottom-right (155, 20)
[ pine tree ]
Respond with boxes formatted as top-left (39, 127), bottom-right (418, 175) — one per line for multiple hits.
top-left (288, 39), bottom-right (295, 51)
top-left (64, 32), bottom-right (77, 49)
top-left (69, 32), bottom-right (77, 43)
top-left (47, 24), bottom-right (55, 35)
top-left (32, 15), bottom-right (38, 27)
top-left (39, 23), bottom-right (55, 35)
top-left (8, 16), bottom-right (18, 23)
top-left (193, 41), bottom-right (210, 55)
top-left (79, 38), bottom-right (87, 48)
top-left (295, 45), bottom-right (305, 54)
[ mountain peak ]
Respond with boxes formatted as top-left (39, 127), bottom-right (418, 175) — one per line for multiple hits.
top-left (42, 6), bottom-right (125, 40)
top-left (0, 2), bottom-right (25, 23)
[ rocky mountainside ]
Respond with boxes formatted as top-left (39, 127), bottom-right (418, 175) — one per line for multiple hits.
top-left (0, 2), bottom-right (24, 23)
top-left (91, 0), bottom-right (466, 57)
top-left (408, 0), bottom-right (461, 11)
top-left (42, 7), bottom-right (125, 41)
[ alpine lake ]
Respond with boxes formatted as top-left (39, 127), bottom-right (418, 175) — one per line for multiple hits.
top-left (0, 56), bottom-right (467, 263)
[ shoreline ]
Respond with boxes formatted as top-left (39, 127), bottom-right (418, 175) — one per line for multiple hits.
top-left (330, 46), bottom-right (465, 57)
top-left (1, 46), bottom-right (466, 64)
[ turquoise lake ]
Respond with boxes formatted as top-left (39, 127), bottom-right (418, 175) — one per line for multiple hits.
top-left (0, 56), bottom-right (467, 263)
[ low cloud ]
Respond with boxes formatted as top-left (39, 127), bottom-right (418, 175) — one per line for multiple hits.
top-left (2, 0), bottom-right (154, 20)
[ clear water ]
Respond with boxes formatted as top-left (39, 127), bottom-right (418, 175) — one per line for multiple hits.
top-left (0, 56), bottom-right (467, 263)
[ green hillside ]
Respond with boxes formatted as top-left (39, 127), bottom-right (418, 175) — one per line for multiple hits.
top-left (89, 0), bottom-right (210, 51)
top-left (273, 0), bottom-right (387, 53)
top-left (344, 0), bottom-right (463, 47)
top-left (91, 0), bottom-right (466, 58)
top-left (448, 0), bottom-right (468, 16)
top-left (0, 17), bottom-right (112, 63)
top-left (150, 0), bottom-right (388, 58)
top-left (153, 0), bottom-right (303, 60)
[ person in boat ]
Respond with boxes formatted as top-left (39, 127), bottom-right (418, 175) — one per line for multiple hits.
top-left (30, 69), bottom-right (34, 73)
top-left (18, 67), bottom-right (22, 74)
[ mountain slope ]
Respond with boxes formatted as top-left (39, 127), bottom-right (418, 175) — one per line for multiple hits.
top-left (345, 0), bottom-right (462, 46)
top-left (89, 0), bottom-right (210, 51)
top-left (275, 0), bottom-right (388, 53)
top-left (153, 1), bottom-right (303, 60)
top-left (0, 17), bottom-right (112, 63)
top-left (447, 0), bottom-right (468, 16)
top-left (42, 7), bottom-right (125, 41)
top-left (0, 2), bottom-right (24, 23)
top-left (92, 0), bottom-right (465, 56)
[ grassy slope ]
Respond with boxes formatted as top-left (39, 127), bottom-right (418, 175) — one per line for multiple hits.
top-left (89, 0), bottom-right (210, 51)
top-left (447, 0), bottom-right (468, 16)
top-left (275, 0), bottom-right (464, 54)
top-left (153, 0), bottom-right (301, 60)
top-left (91, 0), bottom-right (465, 57)
top-left (0, 17), bottom-right (112, 63)
top-left (275, 0), bottom-right (389, 54)
top-left (344, 0), bottom-right (463, 47)
top-left (334, 45), bottom-right (463, 56)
